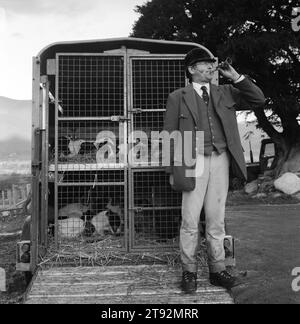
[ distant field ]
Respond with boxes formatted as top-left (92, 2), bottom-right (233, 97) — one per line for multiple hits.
top-left (0, 161), bottom-right (31, 176)
top-left (0, 173), bottom-right (31, 191)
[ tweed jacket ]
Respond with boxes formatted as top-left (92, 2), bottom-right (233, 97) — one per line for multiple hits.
top-left (163, 77), bottom-right (266, 192)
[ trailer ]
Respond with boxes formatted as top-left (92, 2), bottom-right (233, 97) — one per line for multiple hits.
top-left (24, 37), bottom-right (233, 303)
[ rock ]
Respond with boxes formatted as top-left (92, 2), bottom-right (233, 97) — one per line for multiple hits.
top-left (252, 193), bottom-right (267, 199)
top-left (272, 192), bottom-right (283, 199)
top-left (274, 172), bottom-right (300, 195)
top-left (244, 180), bottom-right (258, 195)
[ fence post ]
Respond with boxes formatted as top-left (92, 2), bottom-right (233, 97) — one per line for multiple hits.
top-left (26, 184), bottom-right (31, 197)
top-left (7, 190), bottom-right (12, 207)
top-left (12, 185), bottom-right (17, 207)
top-left (1, 191), bottom-right (4, 209)
top-left (21, 186), bottom-right (26, 201)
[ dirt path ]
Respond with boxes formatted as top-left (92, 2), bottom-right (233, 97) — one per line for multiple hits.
top-left (226, 204), bottom-right (300, 304)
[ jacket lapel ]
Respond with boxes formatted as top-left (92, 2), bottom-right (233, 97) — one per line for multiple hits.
top-left (183, 84), bottom-right (199, 125)
top-left (210, 84), bottom-right (223, 112)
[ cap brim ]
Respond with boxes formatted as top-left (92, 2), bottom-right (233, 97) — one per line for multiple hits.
top-left (188, 57), bottom-right (217, 66)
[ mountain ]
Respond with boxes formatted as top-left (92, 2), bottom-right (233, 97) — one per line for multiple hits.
top-left (0, 96), bottom-right (31, 141)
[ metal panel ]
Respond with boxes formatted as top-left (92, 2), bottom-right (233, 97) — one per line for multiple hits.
top-left (47, 52), bottom-right (196, 256)
top-left (40, 76), bottom-right (49, 249)
top-left (52, 53), bottom-right (127, 252)
top-left (47, 59), bottom-right (56, 75)
top-left (128, 56), bottom-right (186, 169)
top-left (130, 56), bottom-right (186, 111)
top-left (56, 54), bottom-right (125, 118)
top-left (128, 56), bottom-right (186, 250)
top-left (30, 57), bottom-right (41, 271)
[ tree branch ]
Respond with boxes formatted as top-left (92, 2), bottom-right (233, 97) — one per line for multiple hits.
top-left (253, 106), bottom-right (282, 142)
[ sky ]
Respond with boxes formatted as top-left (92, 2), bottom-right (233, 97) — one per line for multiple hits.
top-left (0, 0), bottom-right (147, 100)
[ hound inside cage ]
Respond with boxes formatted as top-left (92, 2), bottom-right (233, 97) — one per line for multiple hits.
top-left (49, 120), bottom-right (126, 168)
top-left (48, 171), bottom-right (126, 250)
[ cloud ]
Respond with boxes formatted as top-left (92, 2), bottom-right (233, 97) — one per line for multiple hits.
top-left (0, 0), bottom-right (97, 16)
top-left (0, 0), bottom-right (147, 99)
top-left (0, 7), bottom-right (6, 35)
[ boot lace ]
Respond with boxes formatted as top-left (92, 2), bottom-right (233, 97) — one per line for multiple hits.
top-left (183, 271), bottom-right (196, 282)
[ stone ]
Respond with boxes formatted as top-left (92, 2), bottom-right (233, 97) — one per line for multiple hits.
top-left (274, 173), bottom-right (300, 195)
top-left (244, 180), bottom-right (259, 195)
top-left (272, 192), bottom-right (283, 199)
top-left (0, 267), bottom-right (6, 292)
top-left (252, 193), bottom-right (267, 199)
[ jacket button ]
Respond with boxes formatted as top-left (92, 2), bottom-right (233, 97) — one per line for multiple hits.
top-left (195, 126), bottom-right (198, 130)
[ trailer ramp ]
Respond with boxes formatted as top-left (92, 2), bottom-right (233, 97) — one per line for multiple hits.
top-left (25, 264), bottom-right (233, 304)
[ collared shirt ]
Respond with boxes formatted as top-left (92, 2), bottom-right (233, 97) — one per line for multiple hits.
top-left (192, 82), bottom-right (210, 99)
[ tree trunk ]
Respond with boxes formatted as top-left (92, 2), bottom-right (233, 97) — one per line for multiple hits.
top-left (254, 108), bottom-right (300, 178)
top-left (277, 142), bottom-right (300, 177)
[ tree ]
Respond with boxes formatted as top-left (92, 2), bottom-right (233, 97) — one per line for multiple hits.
top-left (131, 0), bottom-right (300, 177)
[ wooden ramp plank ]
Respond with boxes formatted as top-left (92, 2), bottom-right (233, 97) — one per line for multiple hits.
top-left (26, 292), bottom-right (233, 304)
top-left (25, 265), bottom-right (234, 304)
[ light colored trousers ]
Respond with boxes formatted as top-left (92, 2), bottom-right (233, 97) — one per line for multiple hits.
top-left (180, 151), bottom-right (230, 273)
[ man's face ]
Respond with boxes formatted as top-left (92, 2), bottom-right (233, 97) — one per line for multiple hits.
top-left (188, 61), bottom-right (215, 83)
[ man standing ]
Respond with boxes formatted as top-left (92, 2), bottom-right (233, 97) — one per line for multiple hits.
top-left (163, 48), bottom-right (265, 293)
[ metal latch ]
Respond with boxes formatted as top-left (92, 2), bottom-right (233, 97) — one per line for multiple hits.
top-left (110, 115), bottom-right (131, 122)
top-left (128, 109), bottom-right (143, 114)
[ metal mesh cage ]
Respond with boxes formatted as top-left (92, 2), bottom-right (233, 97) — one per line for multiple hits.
top-left (49, 52), bottom-right (187, 254)
top-left (130, 57), bottom-right (186, 168)
top-left (54, 170), bottom-right (125, 184)
top-left (55, 183), bottom-right (126, 248)
top-left (51, 120), bottom-right (126, 168)
top-left (57, 55), bottom-right (124, 117)
top-left (130, 170), bottom-right (182, 249)
top-left (131, 58), bottom-right (186, 110)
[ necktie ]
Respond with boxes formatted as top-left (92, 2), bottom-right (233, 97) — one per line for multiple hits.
top-left (201, 86), bottom-right (209, 105)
